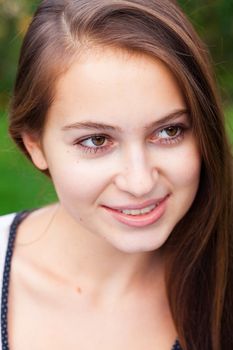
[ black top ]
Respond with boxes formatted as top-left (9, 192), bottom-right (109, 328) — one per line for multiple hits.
top-left (1, 211), bottom-right (183, 350)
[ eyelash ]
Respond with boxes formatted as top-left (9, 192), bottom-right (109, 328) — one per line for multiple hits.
top-left (152, 124), bottom-right (186, 145)
top-left (75, 124), bottom-right (187, 155)
top-left (75, 134), bottom-right (112, 154)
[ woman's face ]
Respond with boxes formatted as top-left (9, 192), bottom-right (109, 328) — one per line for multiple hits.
top-left (26, 50), bottom-right (201, 253)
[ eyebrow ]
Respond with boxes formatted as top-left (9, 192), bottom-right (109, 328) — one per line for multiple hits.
top-left (61, 109), bottom-right (189, 132)
top-left (62, 121), bottom-right (121, 132)
top-left (144, 109), bottom-right (189, 130)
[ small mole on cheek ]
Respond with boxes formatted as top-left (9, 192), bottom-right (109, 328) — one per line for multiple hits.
top-left (76, 286), bottom-right (82, 294)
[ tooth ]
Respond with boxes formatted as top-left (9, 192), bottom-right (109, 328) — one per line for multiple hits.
top-left (122, 209), bottom-right (131, 215)
top-left (134, 209), bottom-right (142, 215)
top-left (122, 209), bottom-right (141, 215)
top-left (141, 204), bottom-right (155, 214)
top-left (121, 204), bottom-right (156, 216)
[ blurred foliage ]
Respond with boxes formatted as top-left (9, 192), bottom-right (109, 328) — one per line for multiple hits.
top-left (179, 0), bottom-right (233, 106)
top-left (0, 110), bottom-right (57, 214)
top-left (0, 0), bottom-right (38, 107)
top-left (0, 0), bottom-right (232, 214)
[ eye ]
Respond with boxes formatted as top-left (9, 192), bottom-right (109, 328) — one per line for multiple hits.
top-left (74, 134), bottom-right (114, 155)
top-left (159, 126), bottom-right (181, 138)
top-left (150, 124), bottom-right (186, 145)
top-left (81, 135), bottom-right (107, 147)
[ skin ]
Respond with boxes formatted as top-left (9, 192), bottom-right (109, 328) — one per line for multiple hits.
top-left (9, 49), bottom-right (201, 349)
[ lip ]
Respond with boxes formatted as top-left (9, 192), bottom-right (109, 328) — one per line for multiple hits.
top-left (105, 197), bottom-right (168, 211)
top-left (102, 195), bottom-right (169, 228)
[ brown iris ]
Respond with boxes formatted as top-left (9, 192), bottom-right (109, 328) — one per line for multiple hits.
top-left (165, 126), bottom-right (179, 137)
top-left (91, 136), bottom-right (106, 146)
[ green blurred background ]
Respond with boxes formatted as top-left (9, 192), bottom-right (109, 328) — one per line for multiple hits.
top-left (0, 0), bottom-right (233, 215)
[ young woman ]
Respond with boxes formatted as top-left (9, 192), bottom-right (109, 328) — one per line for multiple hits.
top-left (1, 1), bottom-right (232, 349)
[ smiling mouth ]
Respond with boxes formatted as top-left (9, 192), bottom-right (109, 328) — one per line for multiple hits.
top-left (116, 202), bottom-right (161, 216)
top-left (102, 195), bottom-right (169, 228)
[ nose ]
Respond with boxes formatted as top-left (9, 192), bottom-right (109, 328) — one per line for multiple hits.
top-left (114, 147), bottom-right (159, 197)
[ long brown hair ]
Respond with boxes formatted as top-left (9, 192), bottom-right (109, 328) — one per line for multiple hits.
top-left (9, 1), bottom-right (233, 349)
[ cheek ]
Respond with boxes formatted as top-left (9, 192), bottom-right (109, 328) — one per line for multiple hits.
top-left (47, 155), bottom-right (111, 203)
top-left (164, 143), bottom-right (201, 223)
top-left (165, 142), bottom-right (201, 190)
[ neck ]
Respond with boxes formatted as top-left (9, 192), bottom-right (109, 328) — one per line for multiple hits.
top-left (18, 204), bottom-right (166, 302)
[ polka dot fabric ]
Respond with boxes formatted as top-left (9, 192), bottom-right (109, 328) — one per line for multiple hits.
top-left (172, 339), bottom-right (183, 350)
top-left (1, 211), bottom-right (29, 350)
top-left (1, 211), bottom-right (183, 350)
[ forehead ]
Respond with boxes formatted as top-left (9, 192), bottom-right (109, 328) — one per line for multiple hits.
top-left (47, 49), bottom-right (186, 131)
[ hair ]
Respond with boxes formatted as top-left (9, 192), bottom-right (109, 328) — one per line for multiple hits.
top-left (9, 1), bottom-right (233, 349)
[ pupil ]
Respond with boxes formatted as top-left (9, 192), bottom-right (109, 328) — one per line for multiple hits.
top-left (92, 136), bottom-right (105, 146)
top-left (166, 126), bottom-right (178, 136)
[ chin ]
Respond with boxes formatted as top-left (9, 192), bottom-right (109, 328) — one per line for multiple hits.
top-left (108, 235), bottom-right (169, 254)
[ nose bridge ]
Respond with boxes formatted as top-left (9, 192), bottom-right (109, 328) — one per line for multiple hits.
top-left (127, 144), bottom-right (150, 174)
top-left (115, 143), bottom-right (157, 196)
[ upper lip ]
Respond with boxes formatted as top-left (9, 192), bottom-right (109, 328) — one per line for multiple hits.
top-left (103, 195), bottom-right (169, 211)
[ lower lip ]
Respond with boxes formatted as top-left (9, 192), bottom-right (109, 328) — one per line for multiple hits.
top-left (102, 196), bottom-right (169, 228)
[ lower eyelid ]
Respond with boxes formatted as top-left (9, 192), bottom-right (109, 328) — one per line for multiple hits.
top-left (83, 145), bottom-right (109, 154)
top-left (159, 133), bottom-right (184, 144)
top-left (76, 140), bottom-right (115, 155)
